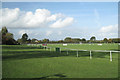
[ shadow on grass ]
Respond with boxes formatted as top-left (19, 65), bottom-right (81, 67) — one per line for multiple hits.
top-left (2, 50), bottom-right (113, 60)
top-left (2, 46), bottom-right (42, 49)
top-left (2, 51), bottom-right (67, 60)
top-left (1, 73), bottom-right (67, 80)
top-left (39, 73), bottom-right (66, 78)
top-left (1, 78), bottom-right (119, 80)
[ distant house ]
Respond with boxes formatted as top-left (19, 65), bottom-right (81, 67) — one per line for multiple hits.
top-left (35, 40), bottom-right (39, 43)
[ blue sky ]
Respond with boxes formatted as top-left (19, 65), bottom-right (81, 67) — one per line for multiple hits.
top-left (1, 2), bottom-right (118, 40)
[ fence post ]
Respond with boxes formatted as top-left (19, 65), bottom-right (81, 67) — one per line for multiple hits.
top-left (90, 51), bottom-right (92, 59)
top-left (77, 51), bottom-right (78, 57)
top-left (110, 51), bottom-right (112, 61)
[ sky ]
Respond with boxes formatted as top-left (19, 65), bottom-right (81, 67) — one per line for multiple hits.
top-left (1, 2), bottom-right (118, 40)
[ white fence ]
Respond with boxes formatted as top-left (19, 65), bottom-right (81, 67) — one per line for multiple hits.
top-left (47, 47), bottom-right (120, 62)
top-left (26, 44), bottom-right (119, 62)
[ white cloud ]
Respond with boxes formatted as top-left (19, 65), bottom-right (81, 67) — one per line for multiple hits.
top-left (47, 13), bottom-right (64, 22)
top-left (98, 24), bottom-right (118, 38)
top-left (99, 24), bottom-right (118, 33)
top-left (46, 31), bottom-right (52, 36)
top-left (1, 8), bottom-right (20, 27)
top-left (1, 8), bottom-right (74, 29)
top-left (50, 17), bottom-right (74, 28)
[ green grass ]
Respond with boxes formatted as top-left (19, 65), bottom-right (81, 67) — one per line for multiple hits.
top-left (3, 57), bottom-right (118, 78)
top-left (2, 43), bottom-right (119, 78)
top-left (47, 43), bottom-right (118, 51)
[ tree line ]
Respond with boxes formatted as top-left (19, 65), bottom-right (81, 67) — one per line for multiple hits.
top-left (0, 27), bottom-right (120, 45)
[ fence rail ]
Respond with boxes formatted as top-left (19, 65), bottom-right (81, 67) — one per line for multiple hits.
top-left (47, 47), bottom-right (119, 62)
top-left (27, 44), bottom-right (119, 62)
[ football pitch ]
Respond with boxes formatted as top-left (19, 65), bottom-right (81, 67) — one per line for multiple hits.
top-left (2, 43), bottom-right (119, 78)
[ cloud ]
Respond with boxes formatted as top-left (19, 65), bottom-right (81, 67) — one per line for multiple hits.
top-left (46, 31), bottom-right (52, 36)
top-left (49, 17), bottom-right (74, 28)
top-left (88, 24), bottom-right (118, 39)
top-left (98, 24), bottom-right (118, 38)
top-left (99, 24), bottom-right (118, 33)
top-left (1, 8), bottom-right (20, 27)
top-left (47, 13), bottom-right (64, 22)
top-left (1, 8), bottom-right (74, 29)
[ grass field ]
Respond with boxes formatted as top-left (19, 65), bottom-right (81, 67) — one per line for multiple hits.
top-left (2, 43), bottom-right (119, 78)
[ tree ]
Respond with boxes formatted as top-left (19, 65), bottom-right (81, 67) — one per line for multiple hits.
top-left (90, 36), bottom-right (96, 41)
top-left (21, 33), bottom-right (28, 43)
top-left (5, 33), bottom-right (13, 39)
top-left (5, 37), bottom-right (18, 45)
top-left (58, 40), bottom-right (64, 43)
top-left (1, 27), bottom-right (18, 45)
top-left (1, 27), bottom-right (8, 44)
top-left (71, 38), bottom-right (81, 43)
top-left (27, 38), bottom-right (31, 43)
top-left (17, 39), bottom-right (22, 44)
top-left (103, 38), bottom-right (108, 43)
top-left (81, 38), bottom-right (86, 43)
top-left (112, 38), bottom-right (120, 43)
top-left (64, 37), bottom-right (72, 42)
top-left (31, 38), bottom-right (38, 43)
top-left (1, 26), bottom-right (8, 35)
top-left (42, 39), bottom-right (49, 43)
top-left (108, 39), bottom-right (112, 43)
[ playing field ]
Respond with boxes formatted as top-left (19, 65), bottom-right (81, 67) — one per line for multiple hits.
top-left (2, 43), bottom-right (119, 78)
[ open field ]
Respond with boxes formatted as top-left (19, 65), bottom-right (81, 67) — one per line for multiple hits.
top-left (2, 43), bottom-right (119, 78)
